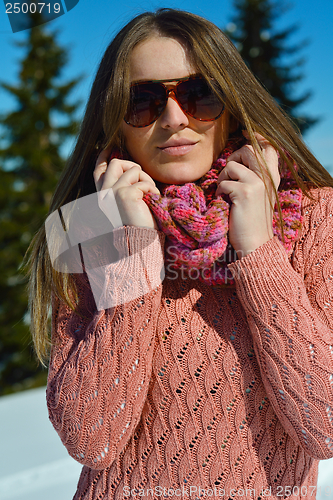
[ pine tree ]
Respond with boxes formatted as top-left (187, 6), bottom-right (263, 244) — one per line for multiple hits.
top-left (0, 16), bottom-right (82, 395)
top-left (225, 0), bottom-right (317, 134)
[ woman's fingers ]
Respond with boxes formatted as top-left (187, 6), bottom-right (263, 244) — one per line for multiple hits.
top-left (111, 166), bottom-right (159, 193)
top-left (95, 160), bottom-right (138, 192)
top-left (101, 162), bottom-right (143, 192)
top-left (242, 130), bottom-right (271, 144)
top-left (94, 155), bottom-right (142, 192)
top-left (244, 132), bottom-right (280, 186)
top-left (117, 181), bottom-right (160, 202)
top-left (94, 156), bottom-right (160, 230)
top-left (98, 180), bottom-right (159, 228)
top-left (227, 143), bottom-right (275, 173)
top-left (98, 164), bottom-right (160, 206)
top-left (219, 140), bottom-right (280, 190)
top-left (93, 147), bottom-right (143, 191)
top-left (216, 159), bottom-right (257, 196)
top-left (93, 147), bottom-right (113, 191)
top-left (227, 146), bottom-right (255, 171)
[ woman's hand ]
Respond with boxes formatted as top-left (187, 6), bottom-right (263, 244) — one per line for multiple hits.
top-left (93, 148), bottom-right (160, 230)
top-left (216, 133), bottom-right (280, 259)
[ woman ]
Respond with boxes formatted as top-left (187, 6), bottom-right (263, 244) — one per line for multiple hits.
top-left (26, 8), bottom-right (333, 500)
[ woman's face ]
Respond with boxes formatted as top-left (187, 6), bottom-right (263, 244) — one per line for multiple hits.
top-left (120, 36), bottom-right (231, 185)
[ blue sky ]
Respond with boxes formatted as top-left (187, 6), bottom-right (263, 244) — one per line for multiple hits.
top-left (1, 0), bottom-right (332, 173)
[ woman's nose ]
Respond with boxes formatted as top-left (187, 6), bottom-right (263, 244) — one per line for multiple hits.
top-left (159, 94), bottom-right (190, 130)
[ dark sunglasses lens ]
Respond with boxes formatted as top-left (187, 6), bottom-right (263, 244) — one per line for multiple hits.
top-left (125, 83), bottom-right (166, 127)
top-left (177, 77), bottom-right (224, 120)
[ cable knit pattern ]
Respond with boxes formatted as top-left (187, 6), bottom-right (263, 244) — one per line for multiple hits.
top-left (47, 187), bottom-right (333, 500)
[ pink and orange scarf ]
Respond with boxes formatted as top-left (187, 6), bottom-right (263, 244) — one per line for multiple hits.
top-left (112, 136), bottom-right (302, 286)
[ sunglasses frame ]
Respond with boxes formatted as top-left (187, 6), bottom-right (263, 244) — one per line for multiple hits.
top-left (124, 74), bottom-right (225, 128)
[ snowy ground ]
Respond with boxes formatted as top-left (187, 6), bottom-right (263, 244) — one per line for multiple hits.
top-left (0, 387), bottom-right (332, 500)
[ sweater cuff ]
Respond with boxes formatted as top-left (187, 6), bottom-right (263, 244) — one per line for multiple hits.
top-left (87, 226), bottom-right (165, 311)
top-left (112, 225), bottom-right (166, 284)
top-left (227, 236), bottom-right (294, 312)
top-left (112, 226), bottom-right (165, 259)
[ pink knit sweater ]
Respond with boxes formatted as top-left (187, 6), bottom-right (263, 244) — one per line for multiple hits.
top-left (47, 187), bottom-right (333, 500)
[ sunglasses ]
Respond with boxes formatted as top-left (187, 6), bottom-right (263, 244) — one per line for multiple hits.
top-left (124, 74), bottom-right (225, 128)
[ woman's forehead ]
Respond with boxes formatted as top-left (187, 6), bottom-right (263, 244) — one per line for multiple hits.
top-left (128, 36), bottom-right (196, 83)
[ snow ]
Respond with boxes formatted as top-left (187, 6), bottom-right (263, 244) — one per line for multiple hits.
top-left (0, 387), bottom-right (81, 500)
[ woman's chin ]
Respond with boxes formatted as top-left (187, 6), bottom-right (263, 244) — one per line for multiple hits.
top-left (148, 164), bottom-right (211, 186)
top-left (155, 175), bottom-right (198, 186)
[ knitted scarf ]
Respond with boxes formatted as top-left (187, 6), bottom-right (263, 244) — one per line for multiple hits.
top-left (139, 136), bottom-right (303, 286)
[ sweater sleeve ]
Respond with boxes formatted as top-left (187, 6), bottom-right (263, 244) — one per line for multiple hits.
top-left (228, 187), bottom-right (333, 460)
top-left (46, 226), bottom-right (165, 470)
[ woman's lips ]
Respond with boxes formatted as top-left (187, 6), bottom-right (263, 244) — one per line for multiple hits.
top-left (159, 143), bottom-right (197, 156)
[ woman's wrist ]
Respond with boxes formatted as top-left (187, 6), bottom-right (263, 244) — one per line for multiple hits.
top-left (234, 232), bottom-right (274, 260)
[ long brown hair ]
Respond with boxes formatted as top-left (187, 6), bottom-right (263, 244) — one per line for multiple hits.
top-left (24, 8), bottom-right (333, 364)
